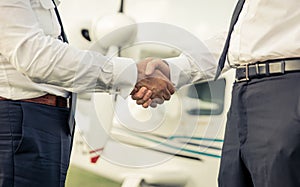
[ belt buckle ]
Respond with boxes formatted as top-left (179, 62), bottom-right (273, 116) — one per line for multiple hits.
top-left (236, 63), bottom-right (250, 83)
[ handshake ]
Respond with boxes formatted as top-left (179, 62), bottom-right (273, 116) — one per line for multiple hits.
top-left (130, 58), bottom-right (175, 108)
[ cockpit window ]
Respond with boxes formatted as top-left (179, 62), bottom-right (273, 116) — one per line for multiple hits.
top-left (186, 78), bottom-right (226, 115)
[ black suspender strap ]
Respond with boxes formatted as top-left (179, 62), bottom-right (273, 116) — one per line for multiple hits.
top-left (52, 0), bottom-right (69, 43)
top-left (214, 0), bottom-right (246, 80)
top-left (51, 0), bottom-right (77, 138)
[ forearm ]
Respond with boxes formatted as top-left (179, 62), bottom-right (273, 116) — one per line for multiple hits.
top-left (164, 32), bottom-right (230, 88)
top-left (0, 0), bottom-right (137, 97)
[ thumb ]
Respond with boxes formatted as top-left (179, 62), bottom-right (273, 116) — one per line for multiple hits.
top-left (145, 60), bottom-right (157, 75)
top-left (145, 59), bottom-right (170, 78)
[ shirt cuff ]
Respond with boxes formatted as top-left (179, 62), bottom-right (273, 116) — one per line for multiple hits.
top-left (111, 57), bottom-right (137, 98)
top-left (163, 54), bottom-right (191, 89)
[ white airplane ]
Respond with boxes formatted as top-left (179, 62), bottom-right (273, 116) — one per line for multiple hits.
top-left (58, 0), bottom-right (237, 186)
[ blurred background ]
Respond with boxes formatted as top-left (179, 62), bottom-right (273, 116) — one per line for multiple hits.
top-left (58, 0), bottom-right (237, 186)
top-left (66, 165), bottom-right (121, 187)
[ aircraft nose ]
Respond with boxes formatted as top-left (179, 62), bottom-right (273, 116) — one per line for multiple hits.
top-left (91, 13), bottom-right (137, 48)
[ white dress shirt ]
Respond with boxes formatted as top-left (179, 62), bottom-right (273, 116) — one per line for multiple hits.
top-left (166, 0), bottom-right (300, 88)
top-left (0, 0), bottom-right (137, 100)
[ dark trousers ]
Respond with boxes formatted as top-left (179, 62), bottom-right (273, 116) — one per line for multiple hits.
top-left (0, 101), bottom-right (71, 187)
top-left (218, 72), bottom-right (300, 187)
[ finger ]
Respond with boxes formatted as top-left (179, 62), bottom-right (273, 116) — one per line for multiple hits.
top-left (136, 99), bottom-right (145, 105)
top-left (162, 89), bottom-right (171, 101)
top-left (152, 97), bottom-right (164, 105)
top-left (136, 98), bottom-right (149, 105)
top-left (142, 99), bottom-right (152, 108)
top-left (143, 90), bottom-right (152, 101)
top-left (131, 87), bottom-right (148, 100)
top-left (167, 82), bottom-right (175, 95)
top-left (135, 90), bottom-right (152, 105)
top-left (130, 87), bottom-right (138, 95)
top-left (153, 88), bottom-right (170, 101)
top-left (150, 102), bottom-right (157, 108)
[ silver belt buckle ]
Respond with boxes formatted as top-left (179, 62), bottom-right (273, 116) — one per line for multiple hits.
top-left (236, 63), bottom-right (250, 82)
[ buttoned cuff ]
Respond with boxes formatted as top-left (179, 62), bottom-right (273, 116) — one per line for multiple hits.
top-left (163, 54), bottom-right (191, 89)
top-left (111, 57), bottom-right (137, 98)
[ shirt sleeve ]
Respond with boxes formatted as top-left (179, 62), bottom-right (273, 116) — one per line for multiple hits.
top-left (111, 57), bottom-right (137, 98)
top-left (164, 54), bottom-right (192, 88)
top-left (0, 0), bottom-right (136, 98)
top-left (164, 31), bottom-right (229, 89)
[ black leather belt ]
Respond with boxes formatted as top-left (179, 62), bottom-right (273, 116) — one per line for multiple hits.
top-left (235, 58), bottom-right (300, 82)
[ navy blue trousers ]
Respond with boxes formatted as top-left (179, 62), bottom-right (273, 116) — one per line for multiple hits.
top-left (218, 72), bottom-right (300, 187)
top-left (0, 101), bottom-right (71, 187)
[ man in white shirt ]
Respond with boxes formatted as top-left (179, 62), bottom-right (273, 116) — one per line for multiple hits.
top-left (0, 0), bottom-right (174, 186)
top-left (132, 0), bottom-right (300, 186)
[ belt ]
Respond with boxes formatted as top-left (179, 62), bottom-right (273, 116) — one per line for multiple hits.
top-left (0, 94), bottom-right (69, 108)
top-left (235, 58), bottom-right (300, 82)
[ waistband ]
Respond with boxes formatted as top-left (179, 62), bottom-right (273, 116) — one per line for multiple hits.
top-left (0, 94), bottom-right (69, 108)
top-left (235, 58), bottom-right (300, 82)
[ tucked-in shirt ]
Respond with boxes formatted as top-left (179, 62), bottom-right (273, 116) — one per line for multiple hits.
top-left (0, 0), bottom-right (137, 100)
top-left (166, 0), bottom-right (300, 88)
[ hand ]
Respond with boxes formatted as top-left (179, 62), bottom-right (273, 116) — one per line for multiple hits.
top-left (141, 58), bottom-right (175, 108)
top-left (135, 69), bottom-right (173, 104)
top-left (131, 58), bottom-right (175, 108)
top-left (130, 86), bottom-right (153, 108)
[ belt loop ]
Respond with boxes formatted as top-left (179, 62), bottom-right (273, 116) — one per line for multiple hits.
top-left (280, 60), bottom-right (285, 74)
top-left (245, 63), bottom-right (249, 81)
top-left (265, 62), bottom-right (270, 76)
top-left (255, 63), bottom-right (260, 75)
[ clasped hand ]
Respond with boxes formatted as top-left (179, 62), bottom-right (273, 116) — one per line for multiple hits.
top-left (130, 58), bottom-right (175, 108)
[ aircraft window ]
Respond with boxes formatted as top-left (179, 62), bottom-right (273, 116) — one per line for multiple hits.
top-left (186, 78), bottom-right (226, 116)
